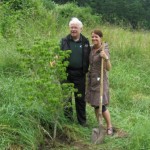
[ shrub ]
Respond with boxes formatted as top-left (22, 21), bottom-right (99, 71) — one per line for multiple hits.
top-left (0, 38), bottom-right (74, 149)
top-left (54, 3), bottom-right (102, 28)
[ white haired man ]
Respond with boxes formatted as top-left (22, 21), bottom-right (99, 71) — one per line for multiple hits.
top-left (61, 17), bottom-right (91, 127)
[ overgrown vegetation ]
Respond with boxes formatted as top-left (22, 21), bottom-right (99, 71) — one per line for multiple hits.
top-left (0, 0), bottom-right (150, 149)
top-left (54, 0), bottom-right (150, 30)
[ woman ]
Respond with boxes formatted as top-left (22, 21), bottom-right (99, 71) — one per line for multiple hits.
top-left (86, 29), bottom-right (113, 135)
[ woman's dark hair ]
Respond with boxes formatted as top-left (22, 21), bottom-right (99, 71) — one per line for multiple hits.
top-left (92, 29), bottom-right (103, 38)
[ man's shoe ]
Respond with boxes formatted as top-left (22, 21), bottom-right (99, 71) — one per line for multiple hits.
top-left (80, 123), bottom-right (88, 127)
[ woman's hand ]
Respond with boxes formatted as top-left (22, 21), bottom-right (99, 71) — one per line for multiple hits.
top-left (100, 50), bottom-right (109, 60)
top-left (100, 50), bottom-right (111, 71)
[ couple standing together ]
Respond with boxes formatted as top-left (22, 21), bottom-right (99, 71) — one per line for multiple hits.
top-left (61, 17), bottom-right (113, 135)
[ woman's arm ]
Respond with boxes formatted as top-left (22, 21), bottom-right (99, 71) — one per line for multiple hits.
top-left (100, 43), bottom-right (111, 71)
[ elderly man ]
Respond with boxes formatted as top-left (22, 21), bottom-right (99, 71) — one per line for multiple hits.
top-left (61, 17), bottom-right (91, 127)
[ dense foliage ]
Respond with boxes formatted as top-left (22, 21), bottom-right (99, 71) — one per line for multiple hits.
top-left (53, 0), bottom-right (150, 30)
top-left (0, 0), bottom-right (99, 149)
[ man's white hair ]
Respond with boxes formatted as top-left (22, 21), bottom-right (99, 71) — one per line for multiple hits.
top-left (69, 17), bottom-right (83, 28)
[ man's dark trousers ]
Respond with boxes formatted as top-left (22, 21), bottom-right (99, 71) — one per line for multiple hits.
top-left (64, 68), bottom-right (86, 125)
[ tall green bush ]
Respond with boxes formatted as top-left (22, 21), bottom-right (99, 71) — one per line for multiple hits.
top-left (54, 3), bottom-right (101, 28)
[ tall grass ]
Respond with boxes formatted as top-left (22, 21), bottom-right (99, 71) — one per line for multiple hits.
top-left (100, 26), bottom-right (150, 150)
top-left (0, 0), bottom-right (150, 149)
top-left (0, 76), bottom-right (43, 149)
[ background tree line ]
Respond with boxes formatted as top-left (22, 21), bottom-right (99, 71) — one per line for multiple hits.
top-left (53, 0), bottom-right (150, 30)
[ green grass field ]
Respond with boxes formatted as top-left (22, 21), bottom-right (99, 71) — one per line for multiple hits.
top-left (0, 1), bottom-right (150, 150)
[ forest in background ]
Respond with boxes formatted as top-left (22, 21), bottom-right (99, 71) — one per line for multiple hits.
top-left (54, 0), bottom-right (150, 30)
top-left (1, 0), bottom-right (150, 29)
